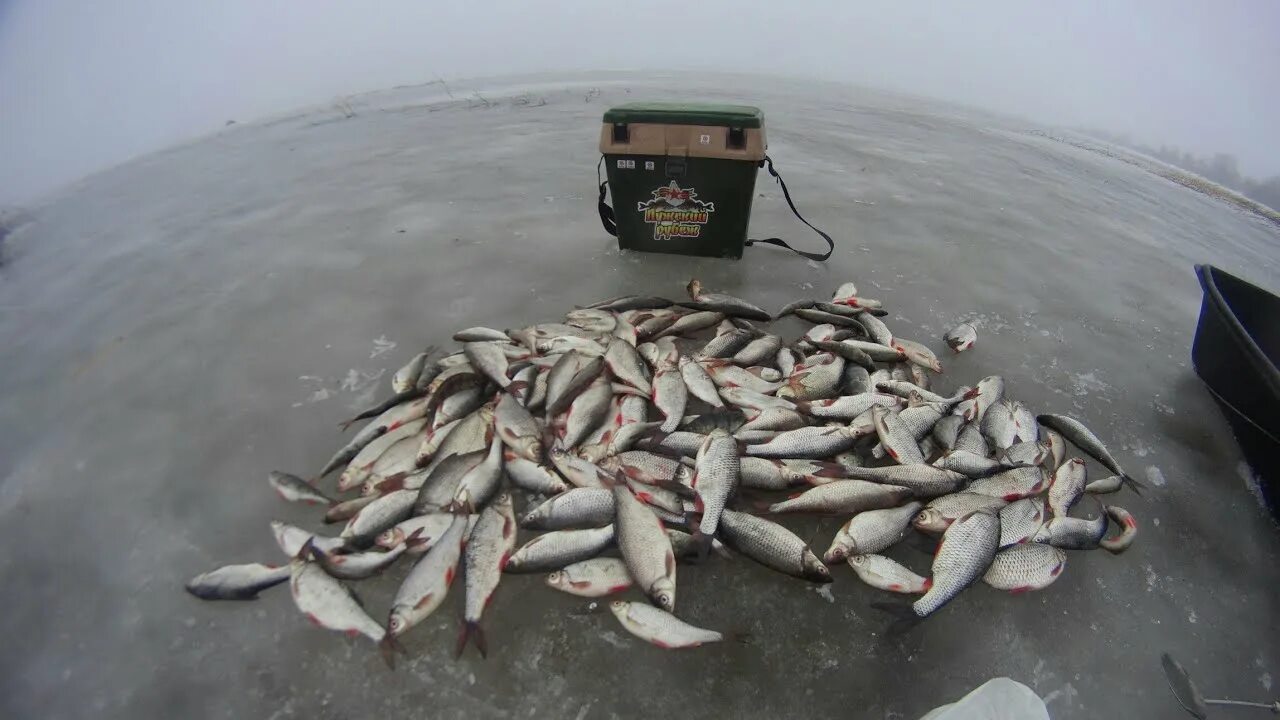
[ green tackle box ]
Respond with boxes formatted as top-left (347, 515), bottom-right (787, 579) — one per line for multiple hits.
top-left (599, 102), bottom-right (766, 259)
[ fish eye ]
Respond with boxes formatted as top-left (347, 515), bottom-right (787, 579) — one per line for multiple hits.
top-left (548, 572), bottom-right (561, 582)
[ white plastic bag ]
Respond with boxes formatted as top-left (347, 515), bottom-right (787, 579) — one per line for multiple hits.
top-left (919, 678), bottom-right (1050, 720)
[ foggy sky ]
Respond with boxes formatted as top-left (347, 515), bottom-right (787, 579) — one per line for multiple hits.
top-left (2, 0), bottom-right (1278, 206)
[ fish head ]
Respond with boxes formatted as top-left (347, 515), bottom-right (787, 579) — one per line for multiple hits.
top-left (650, 578), bottom-right (676, 612)
top-left (686, 278), bottom-right (703, 300)
top-left (802, 549), bottom-right (833, 582)
top-left (912, 508), bottom-right (949, 534)
top-left (822, 536), bottom-right (853, 564)
top-left (545, 571), bottom-right (565, 590)
top-left (376, 528), bottom-right (404, 548)
top-left (387, 611), bottom-right (409, 638)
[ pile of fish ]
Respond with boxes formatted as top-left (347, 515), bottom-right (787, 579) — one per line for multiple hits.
top-left (186, 278), bottom-right (1142, 660)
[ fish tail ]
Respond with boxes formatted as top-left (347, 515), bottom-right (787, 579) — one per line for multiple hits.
top-left (870, 601), bottom-right (925, 637)
top-left (504, 380), bottom-right (529, 398)
top-left (455, 620), bottom-right (486, 659)
top-left (1121, 473), bottom-right (1145, 495)
top-left (379, 634), bottom-right (406, 670)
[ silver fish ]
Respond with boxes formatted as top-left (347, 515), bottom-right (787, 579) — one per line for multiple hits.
top-left (718, 509), bottom-right (831, 582)
top-left (777, 346), bottom-right (802, 377)
top-left (267, 471), bottom-right (333, 505)
top-left (385, 514), bottom-right (469, 656)
top-left (1084, 474), bottom-right (1125, 494)
top-left (1036, 414), bottom-right (1143, 493)
top-left (967, 466), bottom-right (1048, 501)
top-left (392, 351), bottom-right (432, 394)
top-left (449, 438), bottom-right (506, 513)
top-left (692, 429), bottom-right (740, 545)
top-left (914, 493), bottom-right (1009, 533)
top-left (613, 482), bottom-right (677, 611)
top-left (953, 421), bottom-right (989, 457)
top-left (603, 450), bottom-right (684, 486)
top-left (892, 337), bottom-right (943, 373)
top-left (697, 327), bottom-right (755, 360)
top-left (719, 386), bottom-right (795, 412)
top-left (546, 558), bottom-right (633, 598)
top-left (982, 543), bottom-right (1065, 592)
top-left (605, 338), bottom-right (652, 394)
top-left (1033, 497), bottom-right (1108, 550)
top-left (1048, 457), bottom-right (1087, 517)
top-left (842, 465), bottom-right (967, 498)
top-left (740, 407), bottom-right (807, 432)
top-left (311, 541), bottom-right (411, 581)
top-left (186, 563), bottom-right (290, 600)
top-left (610, 600), bottom-right (723, 649)
top-left (420, 403), bottom-right (493, 473)
top-left (556, 374), bottom-right (612, 449)
top-left (933, 450), bottom-right (1020, 478)
top-left (835, 338), bottom-right (907, 363)
top-left (738, 457), bottom-right (836, 490)
top-left (980, 398), bottom-right (1019, 451)
top-left (375, 512), bottom-right (460, 553)
top-left (767, 480), bottom-right (911, 515)
top-left (652, 364), bottom-right (688, 433)
top-left (848, 554), bottom-right (930, 594)
top-left (565, 308), bottom-right (617, 334)
top-left (998, 498), bottom-right (1046, 549)
top-left (463, 341), bottom-right (516, 393)
top-left (454, 327), bottom-right (511, 342)
top-left (841, 363), bottom-right (872, 395)
top-left (653, 310), bottom-right (727, 339)
top-left (290, 553), bottom-right (385, 645)
top-left (458, 493), bottom-right (518, 657)
top-left (504, 525), bottom-right (615, 572)
top-left (545, 351), bottom-right (605, 416)
top-left (1001, 440), bottom-right (1050, 468)
top-left (522, 488), bottom-right (614, 530)
top-left (823, 502), bottom-right (923, 563)
top-left (955, 375), bottom-right (1004, 423)
top-left (777, 352), bottom-right (845, 400)
top-left (1010, 401), bottom-right (1038, 444)
top-left (494, 393), bottom-right (542, 462)
top-left (745, 425), bottom-right (859, 459)
top-left (584, 295), bottom-right (673, 312)
top-left (806, 339), bottom-right (876, 370)
top-left (732, 334), bottom-right (782, 366)
top-left (701, 359), bottom-right (784, 394)
top-left (871, 406), bottom-right (926, 465)
top-left (271, 521), bottom-right (346, 557)
top-left (795, 307), bottom-right (865, 329)
top-left (504, 452), bottom-right (571, 495)
top-left (907, 510), bottom-right (1000, 617)
top-left (684, 279), bottom-right (771, 321)
top-left (874, 381), bottom-right (970, 407)
top-left (679, 356), bottom-right (725, 408)
top-left (666, 528), bottom-right (732, 560)
top-left (414, 450), bottom-right (486, 514)
top-left (340, 418), bottom-right (430, 492)
top-left (1040, 427), bottom-right (1066, 470)
top-left (1099, 505), bottom-right (1138, 554)
top-left (341, 489), bottom-right (417, 547)
top-left (931, 415), bottom-right (965, 451)
top-left (943, 323), bottom-right (977, 353)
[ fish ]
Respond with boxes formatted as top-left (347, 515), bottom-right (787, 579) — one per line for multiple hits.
top-left (805, 339), bottom-right (876, 371)
top-left (419, 402), bottom-right (494, 473)
top-left (739, 407), bottom-right (807, 432)
top-left (1048, 457), bottom-right (1087, 516)
top-left (825, 338), bottom-right (905, 363)
top-left (666, 528), bottom-right (733, 560)
top-left (931, 415), bottom-right (965, 451)
top-left (732, 334), bottom-right (782, 366)
top-left (566, 308), bottom-right (617, 334)
top-left (521, 487), bottom-right (615, 530)
top-left (841, 465), bottom-right (967, 498)
top-left (651, 364), bottom-right (688, 433)
top-left (414, 450), bottom-right (486, 514)
top-left (602, 450), bottom-right (686, 487)
top-left (744, 425), bottom-right (860, 459)
top-left (449, 438), bottom-right (506, 514)
top-left (1036, 414), bottom-right (1143, 494)
top-left (719, 386), bottom-right (795, 412)
top-left (891, 337), bottom-right (943, 373)
top-left (774, 298), bottom-right (816, 319)
top-left (913, 493), bottom-right (1009, 534)
top-left (823, 502), bottom-right (923, 563)
top-left (271, 521), bottom-right (346, 557)
top-left (1001, 440), bottom-right (1050, 468)
top-left (691, 429), bottom-right (740, 552)
top-left (1084, 474), bottom-right (1125, 494)
top-left (701, 359), bottom-right (784, 394)
top-left (871, 406), bottom-right (926, 465)
top-left (613, 479), bottom-right (677, 611)
top-left (653, 311), bottom-right (727, 339)
top-left (933, 450), bottom-right (1017, 478)
top-left (1033, 497), bottom-right (1109, 550)
top-left (375, 513), bottom-right (460, 553)
top-left (186, 563), bottom-right (291, 601)
top-left (584, 295), bottom-right (673, 312)
top-left (777, 346), bottom-right (802, 378)
top-left (697, 326), bottom-right (755, 360)
top-left (341, 489), bottom-right (418, 548)
top-left (953, 421), bottom-right (990, 457)
top-left (997, 498), bottom-right (1046, 549)
top-left (1099, 506), bottom-right (1138, 554)
top-left (795, 308), bottom-right (866, 329)
top-left (310, 540), bottom-right (412, 581)
top-left (384, 514), bottom-right (469, 661)
top-left (1010, 401), bottom-right (1038, 444)
top-left (943, 323), bottom-right (977, 353)
top-left (876, 510), bottom-right (1000, 623)
top-left (1040, 427), bottom-right (1066, 469)
top-left (684, 279), bottom-right (772, 321)
top-left (267, 471), bottom-right (333, 505)
top-left (290, 548), bottom-right (386, 647)
top-left (556, 374), bottom-right (613, 449)
top-left (776, 352), bottom-right (845, 400)
top-left (391, 350), bottom-right (434, 394)
top-left (605, 338), bottom-right (652, 394)
top-left (325, 495), bottom-right (378, 524)
top-left (718, 510), bottom-right (831, 582)
top-left (679, 356), bottom-right (725, 409)
top-left (546, 558), bottom-right (633, 598)
top-left (848, 554), bottom-right (931, 594)
top-left (955, 375), bottom-right (1004, 423)
top-left (980, 399), bottom-right (1020, 451)
top-left (454, 327), bottom-right (511, 342)
top-left (494, 393), bottom-right (542, 462)
top-left (458, 493), bottom-right (518, 657)
top-left (409, 418), bottom-right (459, 471)
top-left (767, 480), bottom-right (912, 515)
top-left (504, 453), bottom-right (571, 495)
top-left (967, 466), bottom-right (1048, 501)
top-left (982, 544), bottom-right (1065, 592)
top-left (609, 600), bottom-right (723, 649)
top-left (504, 525), bottom-right (616, 572)
top-left (545, 351), bottom-right (605, 416)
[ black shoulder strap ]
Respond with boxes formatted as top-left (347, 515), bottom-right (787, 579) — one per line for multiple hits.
top-left (597, 156), bottom-right (618, 237)
top-left (744, 155), bottom-right (834, 261)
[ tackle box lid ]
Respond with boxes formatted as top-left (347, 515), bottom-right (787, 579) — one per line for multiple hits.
top-left (603, 102), bottom-right (764, 129)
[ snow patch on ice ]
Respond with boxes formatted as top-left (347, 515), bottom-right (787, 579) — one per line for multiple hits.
top-left (1144, 466), bottom-right (1166, 487)
top-left (1128, 438), bottom-right (1152, 458)
top-left (1237, 461), bottom-right (1269, 510)
top-left (1143, 564), bottom-right (1159, 591)
top-left (1262, 673), bottom-right (1273, 692)
top-left (292, 375), bottom-right (333, 407)
top-left (812, 585), bottom-right (835, 603)
top-left (1069, 371), bottom-right (1110, 397)
top-left (598, 630), bottom-right (629, 649)
top-left (1187, 609), bottom-right (1197, 624)
top-left (1152, 517), bottom-right (1160, 527)
top-left (369, 335), bottom-right (397, 358)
